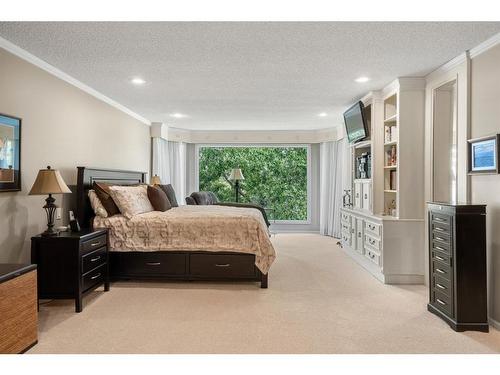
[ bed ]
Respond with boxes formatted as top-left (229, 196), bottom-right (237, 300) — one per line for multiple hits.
top-left (76, 167), bottom-right (275, 288)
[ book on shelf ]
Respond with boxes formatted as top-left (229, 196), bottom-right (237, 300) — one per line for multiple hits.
top-left (389, 170), bottom-right (397, 190)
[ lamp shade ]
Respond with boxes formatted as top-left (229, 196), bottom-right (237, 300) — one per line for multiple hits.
top-left (151, 175), bottom-right (161, 185)
top-left (229, 168), bottom-right (244, 181)
top-left (29, 166), bottom-right (71, 195)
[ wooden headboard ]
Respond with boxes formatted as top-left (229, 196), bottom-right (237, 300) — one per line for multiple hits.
top-left (76, 167), bottom-right (147, 228)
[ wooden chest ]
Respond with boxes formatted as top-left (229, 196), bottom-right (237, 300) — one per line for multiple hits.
top-left (0, 264), bottom-right (38, 353)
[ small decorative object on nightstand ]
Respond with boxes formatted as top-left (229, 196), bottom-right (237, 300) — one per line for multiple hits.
top-left (28, 166), bottom-right (72, 236)
top-left (31, 228), bottom-right (110, 312)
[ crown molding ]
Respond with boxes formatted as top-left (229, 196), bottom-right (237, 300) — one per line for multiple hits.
top-left (0, 36), bottom-right (151, 126)
top-left (425, 52), bottom-right (468, 83)
top-left (469, 32), bottom-right (500, 59)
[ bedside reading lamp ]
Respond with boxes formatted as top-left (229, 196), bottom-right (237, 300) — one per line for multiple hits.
top-left (29, 166), bottom-right (71, 236)
top-left (229, 168), bottom-right (244, 203)
top-left (151, 175), bottom-right (161, 185)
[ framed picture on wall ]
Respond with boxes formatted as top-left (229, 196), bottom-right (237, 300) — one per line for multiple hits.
top-left (0, 113), bottom-right (22, 192)
top-left (468, 134), bottom-right (500, 174)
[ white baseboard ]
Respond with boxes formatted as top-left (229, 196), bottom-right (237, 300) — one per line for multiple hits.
top-left (489, 317), bottom-right (500, 331)
top-left (271, 229), bottom-right (320, 234)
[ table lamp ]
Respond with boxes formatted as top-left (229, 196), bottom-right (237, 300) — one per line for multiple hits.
top-left (229, 168), bottom-right (244, 202)
top-left (29, 166), bottom-right (72, 236)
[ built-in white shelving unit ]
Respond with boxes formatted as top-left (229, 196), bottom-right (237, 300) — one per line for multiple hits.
top-left (340, 78), bottom-right (426, 284)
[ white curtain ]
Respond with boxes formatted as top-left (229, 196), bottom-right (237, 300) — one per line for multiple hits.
top-left (152, 137), bottom-right (186, 204)
top-left (319, 138), bottom-right (345, 238)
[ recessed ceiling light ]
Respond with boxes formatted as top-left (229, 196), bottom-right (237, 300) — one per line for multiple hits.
top-left (355, 76), bottom-right (371, 83)
top-left (130, 77), bottom-right (146, 85)
top-left (318, 112), bottom-right (328, 117)
top-left (169, 113), bottom-right (188, 119)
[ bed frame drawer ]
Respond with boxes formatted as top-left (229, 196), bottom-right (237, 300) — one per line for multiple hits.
top-left (110, 252), bottom-right (188, 277)
top-left (190, 253), bottom-right (257, 279)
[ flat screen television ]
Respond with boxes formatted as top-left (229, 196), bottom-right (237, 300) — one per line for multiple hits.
top-left (343, 101), bottom-right (368, 143)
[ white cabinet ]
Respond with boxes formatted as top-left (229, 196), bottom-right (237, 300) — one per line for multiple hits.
top-left (362, 181), bottom-right (371, 211)
top-left (354, 182), bottom-right (362, 209)
top-left (355, 218), bottom-right (364, 254)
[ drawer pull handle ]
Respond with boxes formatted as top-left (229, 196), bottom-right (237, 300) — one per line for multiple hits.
top-left (436, 283), bottom-right (446, 290)
top-left (358, 232), bottom-right (361, 238)
top-left (434, 227), bottom-right (446, 232)
top-left (146, 262), bottom-right (161, 266)
top-left (369, 253), bottom-right (375, 259)
top-left (90, 273), bottom-right (101, 280)
top-left (434, 246), bottom-right (446, 252)
top-left (364, 194), bottom-right (368, 199)
top-left (435, 255), bottom-right (445, 261)
top-left (436, 298), bottom-right (446, 306)
top-left (351, 229), bottom-right (355, 233)
top-left (90, 256), bottom-right (101, 262)
top-left (435, 237), bottom-right (446, 242)
top-left (368, 238), bottom-right (375, 245)
top-left (436, 268), bottom-right (446, 274)
top-left (368, 224), bottom-right (375, 230)
top-left (90, 242), bottom-right (101, 247)
top-left (215, 263), bottom-right (230, 267)
top-left (434, 217), bottom-right (445, 222)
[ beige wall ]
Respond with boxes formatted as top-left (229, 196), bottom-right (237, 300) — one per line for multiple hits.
top-left (470, 43), bottom-right (500, 324)
top-left (0, 47), bottom-right (150, 263)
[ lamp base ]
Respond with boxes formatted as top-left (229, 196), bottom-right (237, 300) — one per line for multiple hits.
top-left (42, 194), bottom-right (58, 237)
top-left (41, 229), bottom-right (59, 237)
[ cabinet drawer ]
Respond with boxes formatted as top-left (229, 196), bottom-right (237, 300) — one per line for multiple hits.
top-left (341, 221), bottom-right (350, 233)
top-left (431, 222), bottom-right (451, 236)
top-left (365, 221), bottom-right (381, 238)
top-left (190, 254), bottom-right (256, 279)
top-left (82, 246), bottom-right (107, 274)
top-left (432, 274), bottom-right (452, 297)
top-left (82, 235), bottom-right (107, 253)
top-left (82, 264), bottom-right (106, 292)
top-left (432, 261), bottom-right (452, 281)
top-left (341, 212), bottom-right (351, 224)
top-left (431, 289), bottom-right (453, 317)
top-left (341, 232), bottom-right (352, 247)
top-left (365, 247), bottom-right (380, 266)
top-left (364, 234), bottom-right (380, 251)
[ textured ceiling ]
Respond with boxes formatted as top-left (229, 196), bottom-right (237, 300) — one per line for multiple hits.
top-left (1, 22), bottom-right (500, 130)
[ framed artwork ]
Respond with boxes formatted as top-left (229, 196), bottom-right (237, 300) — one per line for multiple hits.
top-left (0, 113), bottom-right (22, 192)
top-left (468, 134), bottom-right (500, 174)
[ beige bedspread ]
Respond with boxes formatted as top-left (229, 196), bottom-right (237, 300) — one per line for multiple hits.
top-left (93, 205), bottom-right (276, 274)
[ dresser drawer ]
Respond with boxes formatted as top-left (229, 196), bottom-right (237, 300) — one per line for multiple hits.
top-left (432, 274), bottom-right (452, 297)
top-left (190, 253), bottom-right (257, 279)
top-left (431, 222), bottom-right (451, 236)
top-left (341, 232), bottom-right (352, 247)
top-left (365, 247), bottom-right (380, 266)
top-left (82, 246), bottom-right (107, 274)
top-left (431, 231), bottom-right (451, 246)
top-left (364, 234), bottom-right (380, 251)
top-left (431, 212), bottom-right (452, 226)
top-left (82, 235), bottom-right (107, 253)
top-left (365, 221), bottom-right (381, 238)
top-left (432, 260), bottom-right (452, 281)
top-left (431, 240), bottom-right (451, 255)
top-left (431, 289), bottom-right (453, 317)
top-left (431, 248), bottom-right (452, 267)
top-left (82, 264), bottom-right (106, 292)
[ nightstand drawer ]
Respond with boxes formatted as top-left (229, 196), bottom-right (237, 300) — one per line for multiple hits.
top-left (82, 246), bottom-right (107, 274)
top-left (432, 261), bottom-right (452, 281)
top-left (431, 289), bottom-right (453, 317)
top-left (82, 264), bottom-right (106, 292)
top-left (82, 235), bottom-right (107, 253)
top-left (432, 274), bottom-right (452, 297)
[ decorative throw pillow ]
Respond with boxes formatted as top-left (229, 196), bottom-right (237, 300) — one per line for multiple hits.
top-left (108, 185), bottom-right (154, 219)
top-left (93, 182), bottom-right (121, 216)
top-left (159, 184), bottom-right (179, 207)
top-left (88, 190), bottom-right (108, 218)
top-left (147, 185), bottom-right (172, 212)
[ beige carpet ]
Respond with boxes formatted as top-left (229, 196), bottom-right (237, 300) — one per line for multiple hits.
top-left (29, 233), bottom-right (500, 354)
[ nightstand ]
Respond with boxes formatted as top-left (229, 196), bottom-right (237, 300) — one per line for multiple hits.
top-left (31, 229), bottom-right (110, 312)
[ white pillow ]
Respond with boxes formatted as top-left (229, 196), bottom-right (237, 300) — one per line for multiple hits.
top-left (108, 185), bottom-right (154, 219)
top-left (88, 190), bottom-right (108, 218)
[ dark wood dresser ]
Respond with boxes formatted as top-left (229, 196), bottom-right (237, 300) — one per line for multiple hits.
top-left (0, 264), bottom-right (38, 353)
top-left (31, 229), bottom-right (110, 312)
top-left (427, 202), bottom-right (488, 332)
